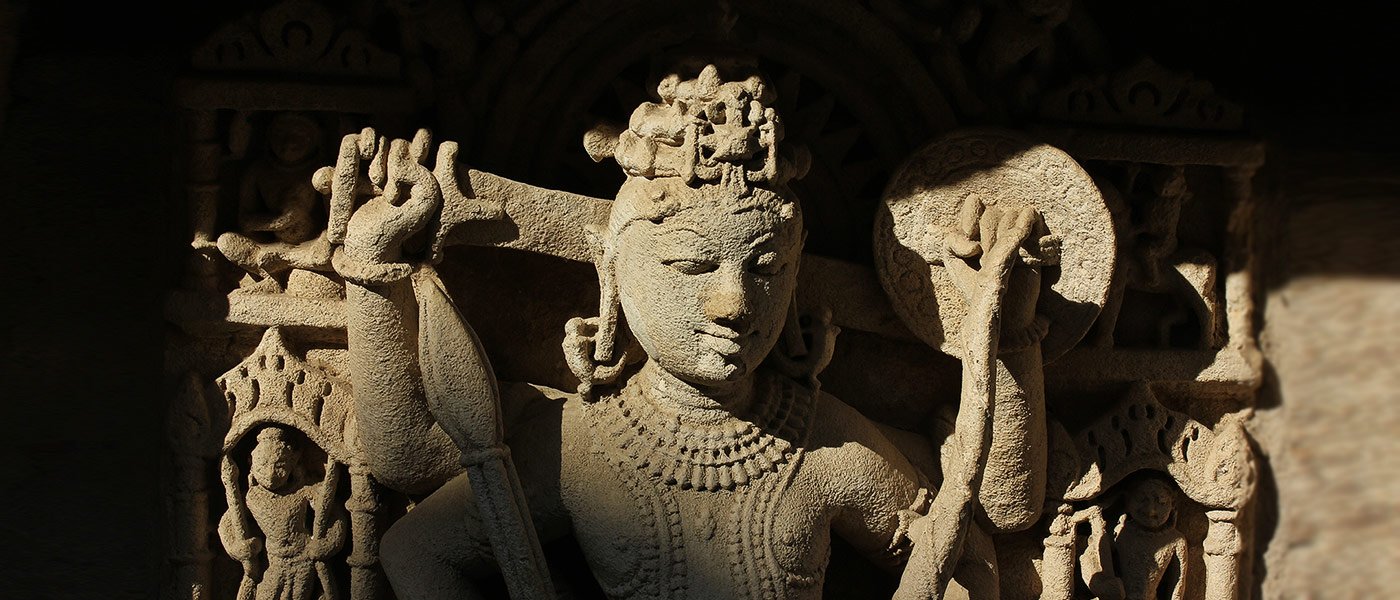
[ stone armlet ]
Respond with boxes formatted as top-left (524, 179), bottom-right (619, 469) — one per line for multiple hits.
top-left (331, 246), bottom-right (414, 286)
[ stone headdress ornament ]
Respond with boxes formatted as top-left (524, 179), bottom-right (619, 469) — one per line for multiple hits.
top-left (583, 63), bottom-right (810, 193)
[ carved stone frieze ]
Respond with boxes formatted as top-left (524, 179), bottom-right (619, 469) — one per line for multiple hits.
top-left (214, 327), bottom-right (383, 600)
top-left (1041, 59), bottom-right (1246, 131)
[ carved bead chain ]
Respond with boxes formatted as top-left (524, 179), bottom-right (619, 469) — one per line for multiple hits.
top-left (587, 370), bottom-right (814, 492)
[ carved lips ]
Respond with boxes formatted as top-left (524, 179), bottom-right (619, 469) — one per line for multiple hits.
top-left (695, 324), bottom-right (748, 356)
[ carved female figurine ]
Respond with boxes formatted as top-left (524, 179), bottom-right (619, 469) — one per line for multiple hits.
top-left (218, 426), bottom-right (348, 600)
top-left (1113, 478), bottom-right (1189, 600)
top-left (331, 65), bottom-right (1051, 599)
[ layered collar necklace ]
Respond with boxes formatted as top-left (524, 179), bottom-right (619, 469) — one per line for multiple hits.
top-left (587, 368), bottom-right (815, 492)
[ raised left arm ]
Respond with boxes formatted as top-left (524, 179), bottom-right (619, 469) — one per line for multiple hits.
top-left (940, 198), bottom-right (1051, 533)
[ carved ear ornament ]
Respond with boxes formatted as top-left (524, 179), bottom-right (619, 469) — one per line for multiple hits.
top-left (563, 315), bottom-right (643, 401)
top-left (767, 305), bottom-right (840, 385)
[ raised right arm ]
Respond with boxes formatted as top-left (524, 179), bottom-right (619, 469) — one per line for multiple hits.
top-left (345, 278), bottom-right (460, 493)
top-left (329, 131), bottom-right (461, 494)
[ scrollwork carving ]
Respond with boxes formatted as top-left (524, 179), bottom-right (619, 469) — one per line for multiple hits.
top-left (192, 0), bottom-right (400, 80)
top-left (1040, 59), bottom-right (1246, 131)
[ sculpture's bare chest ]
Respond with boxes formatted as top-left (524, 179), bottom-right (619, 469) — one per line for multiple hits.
top-left (560, 374), bottom-right (827, 600)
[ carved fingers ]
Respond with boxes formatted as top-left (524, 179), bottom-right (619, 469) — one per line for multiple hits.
top-left (935, 194), bottom-right (1051, 302)
top-left (325, 129), bottom-right (447, 275)
top-left (979, 201), bottom-right (1040, 273)
top-left (563, 316), bottom-right (601, 389)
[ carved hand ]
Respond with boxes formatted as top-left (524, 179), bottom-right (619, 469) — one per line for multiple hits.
top-left (937, 194), bottom-right (1050, 343)
top-left (351, 129), bottom-right (440, 262)
top-left (318, 128), bottom-right (443, 282)
top-left (305, 532), bottom-right (342, 561)
top-left (227, 534), bottom-right (263, 563)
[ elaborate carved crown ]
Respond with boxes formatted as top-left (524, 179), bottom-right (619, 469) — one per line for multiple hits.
top-left (584, 64), bottom-right (810, 190)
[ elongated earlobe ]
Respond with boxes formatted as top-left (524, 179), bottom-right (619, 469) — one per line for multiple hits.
top-left (585, 224), bottom-right (620, 364)
top-left (594, 264), bottom-right (619, 364)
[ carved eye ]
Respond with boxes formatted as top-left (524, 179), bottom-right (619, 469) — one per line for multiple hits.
top-left (663, 259), bottom-right (717, 275)
top-left (750, 252), bottom-right (785, 276)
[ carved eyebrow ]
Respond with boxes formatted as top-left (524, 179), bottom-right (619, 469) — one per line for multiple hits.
top-left (746, 231), bottom-right (775, 248)
top-left (661, 225), bottom-right (707, 238)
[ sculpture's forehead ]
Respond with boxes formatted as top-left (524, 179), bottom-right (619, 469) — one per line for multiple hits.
top-left (629, 204), bottom-right (798, 249)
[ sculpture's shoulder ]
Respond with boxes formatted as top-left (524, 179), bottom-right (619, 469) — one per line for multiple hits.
top-left (804, 390), bottom-right (888, 452)
top-left (498, 377), bottom-right (585, 453)
top-left (802, 390), bottom-right (929, 496)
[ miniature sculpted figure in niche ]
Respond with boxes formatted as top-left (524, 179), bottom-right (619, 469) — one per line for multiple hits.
top-left (219, 112), bottom-right (334, 279)
top-left (1114, 478), bottom-right (1189, 600)
top-left (327, 64), bottom-right (1062, 599)
top-left (218, 426), bottom-right (349, 600)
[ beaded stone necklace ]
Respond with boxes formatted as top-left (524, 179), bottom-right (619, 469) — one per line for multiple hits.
top-left (587, 369), bottom-right (815, 492)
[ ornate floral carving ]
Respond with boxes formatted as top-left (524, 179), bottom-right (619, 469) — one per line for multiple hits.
top-left (1055, 385), bottom-right (1256, 511)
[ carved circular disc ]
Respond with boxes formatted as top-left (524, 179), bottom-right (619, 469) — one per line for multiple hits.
top-left (874, 129), bottom-right (1114, 363)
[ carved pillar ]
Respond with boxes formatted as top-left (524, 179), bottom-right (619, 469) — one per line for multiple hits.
top-left (1203, 509), bottom-right (1244, 600)
top-left (347, 464), bottom-right (384, 600)
top-left (1040, 503), bottom-right (1078, 600)
top-left (165, 373), bottom-right (215, 600)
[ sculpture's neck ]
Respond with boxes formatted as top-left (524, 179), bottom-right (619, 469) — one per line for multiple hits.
top-left (637, 359), bottom-right (755, 424)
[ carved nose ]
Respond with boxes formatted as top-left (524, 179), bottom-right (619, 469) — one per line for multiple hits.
top-left (703, 287), bottom-right (747, 328)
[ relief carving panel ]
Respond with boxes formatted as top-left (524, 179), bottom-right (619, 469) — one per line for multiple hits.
top-left (163, 2), bottom-right (1264, 599)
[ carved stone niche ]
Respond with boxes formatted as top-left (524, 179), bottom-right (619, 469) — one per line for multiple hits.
top-left (163, 2), bottom-right (1265, 599)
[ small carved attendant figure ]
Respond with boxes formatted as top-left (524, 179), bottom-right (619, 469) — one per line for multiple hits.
top-left (218, 113), bottom-right (333, 278)
top-left (240, 113), bottom-right (323, 244)
top-left (220, 426), bottom-right (347, 600)
top-left (1114, 478), bottom-right (1189, 600)
top-left (333, 64), bottom-right (1049, 599)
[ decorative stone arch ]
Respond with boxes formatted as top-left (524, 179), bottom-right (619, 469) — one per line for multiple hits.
top-left (214, 326), bottom-right (381, 600)
top-left (1042, 383), bottom-right (1257, 600)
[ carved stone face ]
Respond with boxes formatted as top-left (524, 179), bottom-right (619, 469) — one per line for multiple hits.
top-left (1126, 479), bottom-right (1176, 529)
top-left (267, 114), bottom-right (320, 165)
top-left (613, 184), bottom-right (802, 389)
top-left (250, 428), bottom-right (299, 492)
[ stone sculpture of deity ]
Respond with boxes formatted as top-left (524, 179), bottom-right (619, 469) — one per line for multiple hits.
top-left (328, 64), bottom-right (1057, 599)
top-left (218, 426), bottom-right (349, 600)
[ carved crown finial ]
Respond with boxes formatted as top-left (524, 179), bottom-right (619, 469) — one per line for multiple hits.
top-left (584, 64), bottom-right (810, 190)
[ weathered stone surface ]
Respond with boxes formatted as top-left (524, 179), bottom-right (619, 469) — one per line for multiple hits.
top-left (161, 50), bottom-right (1266, 597)
top-left (1251, 153), bottom-right (1400, 599)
